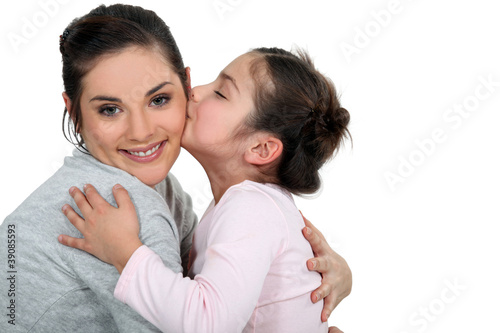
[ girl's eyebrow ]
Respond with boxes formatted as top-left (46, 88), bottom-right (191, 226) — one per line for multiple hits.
top-left (220, 72), bottom-right (239, 93)
top-left (88, 81), bottom-right (173, 103)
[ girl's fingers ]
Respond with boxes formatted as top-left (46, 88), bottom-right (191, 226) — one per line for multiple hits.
top-left (69, 186), bottom-right (93, 217)
top-left (83, 184), bottom-right (108, 209)
top-left (62, 204), bottom-right (86, 233)
top-left (112, 184), bottom-right (134, 210)
top-left (58, 234), bottom-right (87, 252)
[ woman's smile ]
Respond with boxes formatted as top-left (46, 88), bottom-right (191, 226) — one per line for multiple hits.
top-left (119, 140), bottom-right (167, 162)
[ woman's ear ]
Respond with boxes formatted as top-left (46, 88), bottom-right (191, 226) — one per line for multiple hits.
top-left (62, 92), bottom-right (78, 132)
top-left (62, 92), bottom-right (72, 114)
top-left (185, 67), bottom-right (192, 96)
top-left (244, 134), bottom-right (283, 166)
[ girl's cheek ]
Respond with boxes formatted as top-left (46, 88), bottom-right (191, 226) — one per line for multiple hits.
top-left (196, 117), bottom-right (225, 145)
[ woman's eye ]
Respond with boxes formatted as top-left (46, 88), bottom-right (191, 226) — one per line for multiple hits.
top-left (99, 106), bottom-right (121, 117)
top-left (150, 95), bottom-right (170, 107)
top-left (214, 90), bottom-right (227, 99)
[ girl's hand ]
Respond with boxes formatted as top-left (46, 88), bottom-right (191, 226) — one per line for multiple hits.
top-left (58, 184), bottom-right (143, 274)
top-left (301, 212), bottom-right (352, 323)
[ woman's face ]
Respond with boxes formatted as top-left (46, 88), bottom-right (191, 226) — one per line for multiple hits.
top-left (69, 46), bottom-right (187, 187)
top-left (181, 53), bottom-right (256, 162)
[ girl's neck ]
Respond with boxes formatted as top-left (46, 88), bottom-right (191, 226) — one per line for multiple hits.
top-left (201, 157), bottom-right (255, 204)
top-left (205, 168), bottom-right (249, 204)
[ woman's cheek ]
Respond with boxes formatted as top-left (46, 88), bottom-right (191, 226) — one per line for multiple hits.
top-left (81, 127), bottom-right (106, 150)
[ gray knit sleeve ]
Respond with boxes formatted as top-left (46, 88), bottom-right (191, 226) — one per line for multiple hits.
top-left (155, 173), bottom-right (198, 276)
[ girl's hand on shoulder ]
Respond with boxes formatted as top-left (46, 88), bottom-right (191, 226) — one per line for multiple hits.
top-left (58, 184), bottom-right (143, 274)
top-left (301, 212), bottom-right (352, 322)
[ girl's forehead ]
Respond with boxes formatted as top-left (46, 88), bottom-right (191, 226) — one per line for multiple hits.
top-left (224, 53), bottom-right (257, 71)
top-left (221, 54), bottom-right (260, 89)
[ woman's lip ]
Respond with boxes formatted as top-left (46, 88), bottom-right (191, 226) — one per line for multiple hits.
top-left (119, 140), bottom-right (167, 163)
top-left (125, 141), bottom-right (164, 153)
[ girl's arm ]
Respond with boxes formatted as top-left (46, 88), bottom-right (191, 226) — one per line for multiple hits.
top-left (59, 185), bottom-right (351, 325)
top-left (61, 185), bottom-right (289, 332)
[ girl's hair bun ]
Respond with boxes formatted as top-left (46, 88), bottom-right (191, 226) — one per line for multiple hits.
top-left (245, 47), bottom-right (351, 195)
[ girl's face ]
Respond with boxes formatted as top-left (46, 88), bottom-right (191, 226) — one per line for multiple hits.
top-left (181, 53), bottom-right (256, 161)
top-left (68, 46), bottom-right (187, 187)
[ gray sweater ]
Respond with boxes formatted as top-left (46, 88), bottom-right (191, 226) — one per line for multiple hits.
top-left (0, 150), bottom-right (197, 332)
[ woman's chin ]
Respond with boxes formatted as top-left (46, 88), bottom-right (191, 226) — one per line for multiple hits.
top-left (133, 170), bottom-right (169, 188)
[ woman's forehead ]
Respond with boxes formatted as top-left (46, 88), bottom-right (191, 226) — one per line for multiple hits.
top-left (82, 47), bottom-right (181, 98)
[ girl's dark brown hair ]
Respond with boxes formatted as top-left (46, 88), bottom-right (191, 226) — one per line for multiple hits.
top-left (60, 4), bottom-right (188, 152)
top-left (245, 47), bottom-right (351, 195)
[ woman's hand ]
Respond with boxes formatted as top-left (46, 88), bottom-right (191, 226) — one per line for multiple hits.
top-left (301, 212), bottom-right (352, 323)
top-left (58, 184), bottom-right (143, 274)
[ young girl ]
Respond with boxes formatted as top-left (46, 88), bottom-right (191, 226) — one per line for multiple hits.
top-left (59, 47), bottom-right (350, 332)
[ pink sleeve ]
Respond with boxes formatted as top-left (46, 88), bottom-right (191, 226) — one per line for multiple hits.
top-left (114, 188), bottom-right (287, 332)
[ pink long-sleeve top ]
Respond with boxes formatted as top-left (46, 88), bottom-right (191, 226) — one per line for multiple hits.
top-left (114, 180), bottom-right (327, 332)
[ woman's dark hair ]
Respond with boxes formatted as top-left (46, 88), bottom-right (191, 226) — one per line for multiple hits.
top-left (59, 4), bottom-right (188, 152)
top-left (245, 47), bottom-right (351, 195)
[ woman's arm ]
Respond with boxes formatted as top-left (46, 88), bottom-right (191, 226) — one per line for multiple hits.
top-left (301, 214), bottom-right (352, 322)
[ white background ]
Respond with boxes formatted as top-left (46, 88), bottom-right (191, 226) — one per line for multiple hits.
top-left (1, 0), bottom-right (499, 332)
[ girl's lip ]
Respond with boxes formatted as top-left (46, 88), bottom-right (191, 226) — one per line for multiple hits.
top-left (119, 140), bottom-right (167, 163)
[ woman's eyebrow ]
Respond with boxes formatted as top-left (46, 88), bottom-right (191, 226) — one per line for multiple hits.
top-left (220, 72), bottom-right (239, 93)
top-left (89, 96), bottom-right (122, 103)
top-left (145, 81), bottom-right (173, 97)
top-left (88, 81), bottom-right (173, 103)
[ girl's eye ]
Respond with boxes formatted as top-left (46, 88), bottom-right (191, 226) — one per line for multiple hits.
top-left (214, 90), bottom-right (227, 100)
top-left (150, 95), bottom-right (171, 107)
top-left (99, 106), bottom-right (121, 117)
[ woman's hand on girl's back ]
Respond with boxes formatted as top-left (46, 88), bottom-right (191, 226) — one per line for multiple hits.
top-left (301, 213), bottom-right (352, 322)
top-left (58, 184), bottom-right (143, 274)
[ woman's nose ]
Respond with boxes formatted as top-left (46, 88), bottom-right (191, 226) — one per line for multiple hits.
top-left (128, 110), bottom-right (153, 142)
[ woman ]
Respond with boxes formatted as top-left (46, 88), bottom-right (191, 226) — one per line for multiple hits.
top-left (0, 4), bottom-right (350, 332)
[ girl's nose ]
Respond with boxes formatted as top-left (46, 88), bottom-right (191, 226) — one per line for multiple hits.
top-left (189, 84), bottom-right (211, 103)
top-left (189, 86), bottom-right (199, 102)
